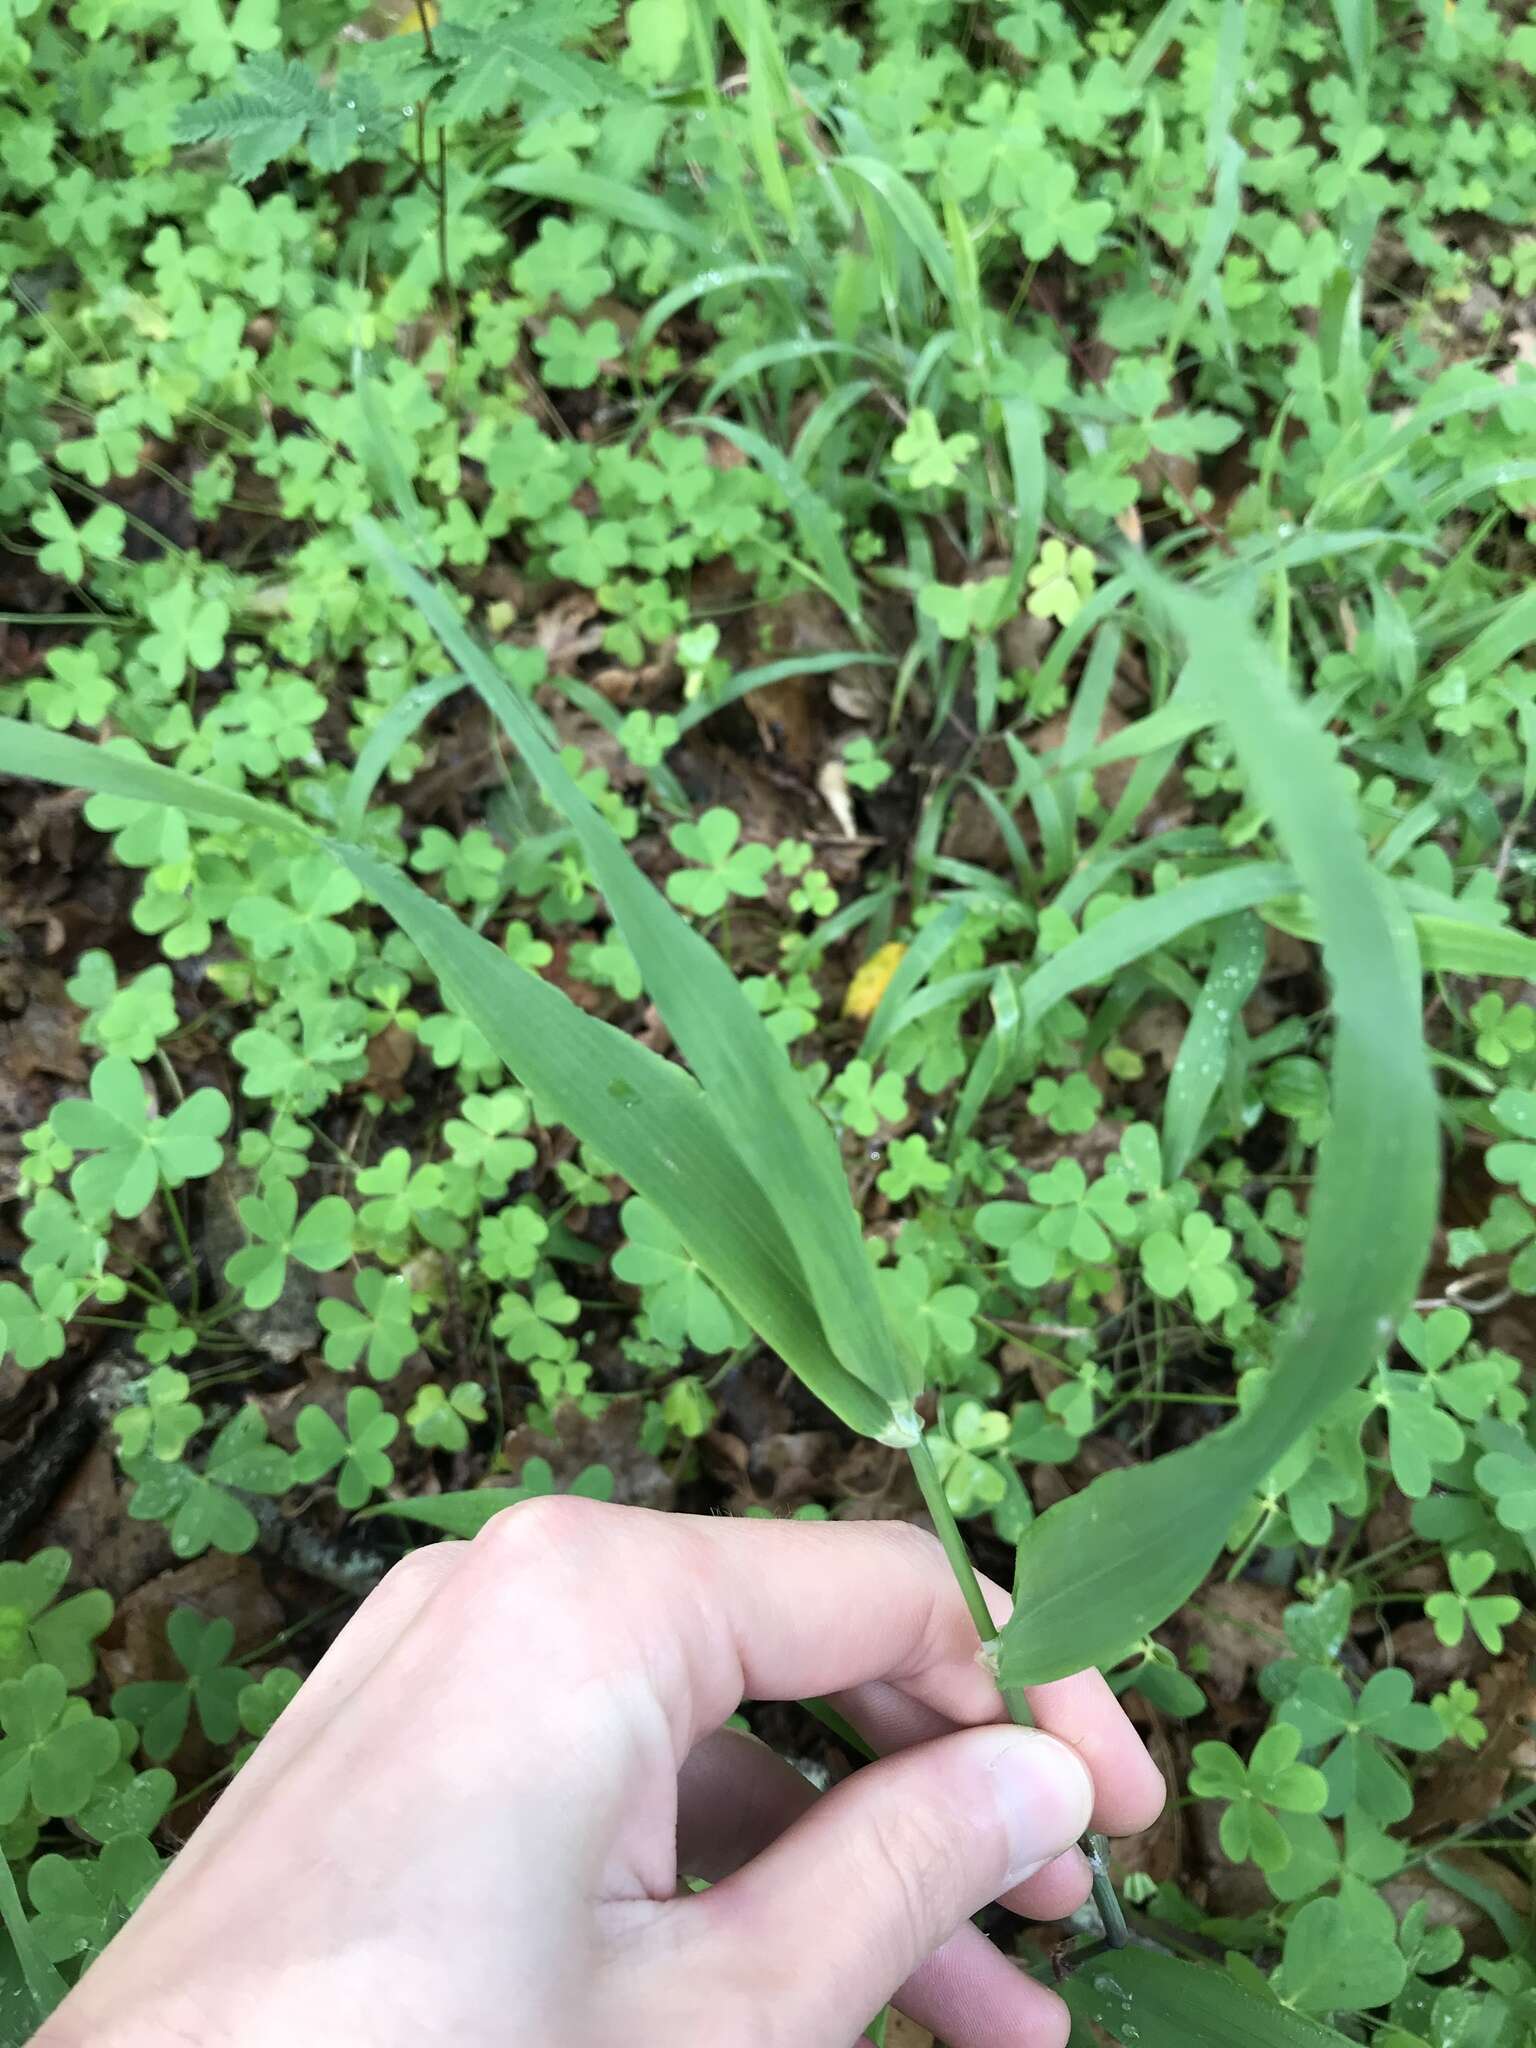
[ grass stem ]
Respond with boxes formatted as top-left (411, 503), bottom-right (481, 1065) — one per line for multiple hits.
top-left (906, 1436), bottom-right (1128, 1949)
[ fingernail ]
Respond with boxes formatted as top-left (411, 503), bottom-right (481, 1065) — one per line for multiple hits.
top-left (985, 1729), bottom-right (1095, 1889)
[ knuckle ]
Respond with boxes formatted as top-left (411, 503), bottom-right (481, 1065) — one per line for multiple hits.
top-left (469, 1490), bottom-right (606, 1570)
top-left (375, 1542), bottom-right (455, 1601)
top-left (878, 1517), bottom-right (948, 1576)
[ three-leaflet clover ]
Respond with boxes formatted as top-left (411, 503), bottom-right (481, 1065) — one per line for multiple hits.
top-left (51, 1056), bottom-right (229, 1221)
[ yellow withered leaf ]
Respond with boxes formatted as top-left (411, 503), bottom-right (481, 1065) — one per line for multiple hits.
top-left (842, 942), bottom-right (907, 1022)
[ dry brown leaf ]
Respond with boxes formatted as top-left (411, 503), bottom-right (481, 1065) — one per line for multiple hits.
top-left (1185, 1582), bottom-right (1290, 1704)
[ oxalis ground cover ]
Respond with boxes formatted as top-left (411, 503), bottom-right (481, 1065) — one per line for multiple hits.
top-left (3, 0), bottom-right (1536, 2040)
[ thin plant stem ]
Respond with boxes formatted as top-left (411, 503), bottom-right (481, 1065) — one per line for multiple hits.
top-left (905, 1436), bottom-right (1128, 1950)
top-left (412, 0), bottom-right (453, 315)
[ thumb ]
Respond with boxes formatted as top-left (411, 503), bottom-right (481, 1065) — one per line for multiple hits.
top-left (692, 1725), bottom-right (1094, 2046)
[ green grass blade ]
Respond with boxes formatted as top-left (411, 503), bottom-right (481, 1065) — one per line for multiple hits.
top-left (1020, 864), bottom-right (1295, 1033)
top-left (491, 163), bottom-right (711, 247)
top-left (832, 155), bottom-right (958, 309)
top-left (0, 1844), bottom-right (65, 2022)
top-left (340, 674), bottom-right (462, 838)
top-left (335, 843), bottom-right (896, 1441)
top-left (356, 518), bottom-right (919, 1434)
top-left (999, 587), bottom-right (1437, 1686)
top-left (673, 651), bottom-right (893, 738)
top-left (0, 717), bottom-right (312, 841)
top-left (1066, 1948), bottom-right (1355, 2047)
top-left (631, 262), bottom-right (796, 358)
top-left (1124, 0), bottom-right (1195, 88)
top-left (1161, 910), bottom-right (1266, 1179)
top-left (682, 416), bottom-right (865, 631)
top-left (700, 337), bottom-right (867, 415)
top-left (862, 898), bottom-right (977, 1061)
top-left (999, 396), bottom-right (1045, 606)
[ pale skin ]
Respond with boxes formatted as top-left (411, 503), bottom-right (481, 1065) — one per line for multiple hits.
top-left (42, 1502), bottom-right (1164, 2048)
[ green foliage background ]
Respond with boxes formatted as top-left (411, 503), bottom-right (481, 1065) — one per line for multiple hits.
top-left (3, 0), bottom-right (1536, 2040)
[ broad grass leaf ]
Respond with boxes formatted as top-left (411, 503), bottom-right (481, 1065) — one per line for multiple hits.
top-left (1000, 588), bottom-right (1437, 1686)
top-left (336, 845), bottom-right (897, 1441)
top-left (1065, 1947), bottom-right (1355, 2047)
top-left (356, 1466), bottom-right (613, 1538)
top-left (0, 719), bottom-right (308, 842)
top-left (355, 518), bottom-right (918, 1433)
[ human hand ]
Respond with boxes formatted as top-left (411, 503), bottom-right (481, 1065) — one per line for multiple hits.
top-left (42, 1503), bottom-right (1163, 2048)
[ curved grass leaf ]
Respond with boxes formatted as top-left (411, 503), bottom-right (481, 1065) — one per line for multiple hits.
top-left (1020, 864), bottom-right (1295, 1033)
top-left (631, 262), bottom-right (796, 358)
top-left (490, 163), bottom-right (710, 246)
top-left (1263, 901), bottom-right (1536, 980)
top-left (1065, 1948), bottom-right (1352, 2048)
top-left (673, 650), bottom-right (892, 738)
top-left (999, 587), bottom-right (1437, 1686)
top-left (1, 708), bottom-right (903, 1442)
top-left (339, 673), bottom-right (462, 838)
top-left (356, 518), bottom-right (919, 1435)
top-left (832, 155), bottom-right (958, 310)
top-left (700, 338), bottom-right (867, 414)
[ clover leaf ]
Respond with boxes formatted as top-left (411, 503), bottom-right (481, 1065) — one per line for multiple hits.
top-left (66, 953), bottom-right (178, 1062)
top-left (317, 1269), bottom-right (422, 1382)
top-left (533, 315), bottom-right (620, 388)
top-left (0, 1552), bottom-right (112, 1691)
top-left (877, 1134), bottom-right (952, 1202)
top-left (1188, 1723), bottom-right (1327, 1871)
top-left (224, 1180), bottom-right (354, 1310)
top-left (666, 808), bottom-right (774, 916)
top-left (52, 1057), bottom-right (229, 1221)
top-left (890, 407), bottom-right (978, 491)
top-left (493, 1280), bottom-right (581, 1363)
top-left (113, 1611), bottom-right (246, 1763)
top-left (476, 1203), bottom-right (549, 1283)
top-left (237, 1668), bottom-right (302, 1745)
top-left (1280, 1666), bottom-right (1442, 1824)
top-left (1426, 1550), bottom-right (1521, 1653)
top-left (1275, 1878), bottom-right (1407, 2015)
top-left (514, 217), bottom-right (612, 312)
top-left (1487, 1087), bottom-right (1536, 1202)
top-left (1474, 1419), bottom-right (1536, 1534)
top-left (613, 1197), bottom-right (744, 1353)
top-left (292, 1387), bottom-right (399, 1510)
top-left (1025, 538), bottom-right (1096, 625)
top-left (1140, 1211), bottom-right (1239, 1320)
top-left (827, 1059), bottom-right (907, 1138)
top-left (406, 1382), bottom-right (487, 1454)
top-left (122, 1406), bottom-right (292, 1560)
top-left (111, 1366), bottom-right (203, 1465)
top-left (0, 1667), bottom-right (120, 1824)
